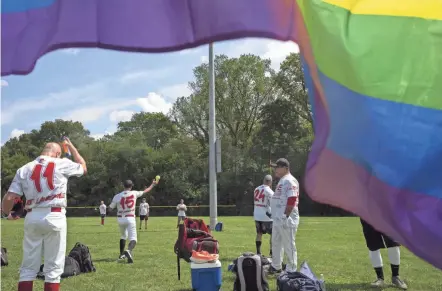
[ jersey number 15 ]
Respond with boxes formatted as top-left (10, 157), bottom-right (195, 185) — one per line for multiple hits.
top-left (120, 195), bottom-right (135, 209)
top-left (254, 189), bottom-right (265, 203)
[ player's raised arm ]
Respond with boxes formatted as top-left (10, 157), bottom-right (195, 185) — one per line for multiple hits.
top-left (64, 137), bottom-right (87, 174)
top-left (141, 179), bottom-right (158, 194)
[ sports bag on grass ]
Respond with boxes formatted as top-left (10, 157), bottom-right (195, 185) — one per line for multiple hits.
top-left (1, 247), bottom-right (8, 266)
top-left (233, 252), bottom-right (270, 291)
top-left (277, 261), bottom-right (325, 291)
top-left (37, 256), bottom-right (81, 279)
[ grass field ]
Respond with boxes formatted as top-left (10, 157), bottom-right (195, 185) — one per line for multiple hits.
top-left (1, 217), bottom-right (441, 291)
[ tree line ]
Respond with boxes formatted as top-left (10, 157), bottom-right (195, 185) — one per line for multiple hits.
top-left (1, 53), bottom-right (350, 216)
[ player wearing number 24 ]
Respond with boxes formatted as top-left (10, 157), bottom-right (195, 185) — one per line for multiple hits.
top-left (109, 178), bottom-right (158, 264)
top-left (1, 138), bottom-right (87, 291)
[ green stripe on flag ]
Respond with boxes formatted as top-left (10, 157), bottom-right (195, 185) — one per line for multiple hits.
top-left (299, 0), bottom-right (442, 110)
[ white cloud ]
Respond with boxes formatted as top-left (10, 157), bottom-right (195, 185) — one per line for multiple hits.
top-left (179, 47), bottom-right (202, 55)
top-left (1, 81), bottom-right (107, 125)
top-left (109, 110), bottom-right (134, 123)
top-left (226, 38), bottom-right (299, 70)
top-left (136, 92), bottom-right (172, 114)
top-left (9, 129), bottom-right (25, 139)
top-left (60, 48), bottom-right (80, 55)
top-left (159, 83), bottom-right (191, 100)
top-left (200, 55), bottom-right (209, 64)
top-left (120, 68), bottom-right (171, 84)
top-left (1, 80), bottom-right (8, 87)
top-left (64, 99), bottom-right (136, 123)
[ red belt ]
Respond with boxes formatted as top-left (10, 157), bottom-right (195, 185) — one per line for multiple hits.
top-left (117, 214), bottom-right (134, 218)
top-left (27, 207), bottom-right (62, 213)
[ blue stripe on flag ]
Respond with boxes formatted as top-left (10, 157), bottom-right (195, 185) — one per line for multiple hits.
top-left (320, 70), bottom-right (442, 198)
top-left (1, 0), bottom-right (55, 14)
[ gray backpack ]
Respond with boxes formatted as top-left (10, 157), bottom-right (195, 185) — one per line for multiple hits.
top-left (233, 252), bottom-right (270, 291)
top-left (277, 261), bottom-right (325, 291)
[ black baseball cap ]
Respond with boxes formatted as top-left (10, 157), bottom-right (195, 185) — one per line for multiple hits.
top-left (123, 180), bottom-right (133, 188)
top-left (270, 158), bottom-right (290, 168)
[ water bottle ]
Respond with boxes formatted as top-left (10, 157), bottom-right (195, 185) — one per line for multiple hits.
top-left (319, 274), bottom-right (326, 291)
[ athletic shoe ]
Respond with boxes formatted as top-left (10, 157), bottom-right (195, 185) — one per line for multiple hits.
top-left (370, 278), bottom-right (387, 288)
top-left (268, 266), bottom-right (282, 275)
top-left (124, 250), bottom-right (133, 264)
top-left (392, 276), bottom-right (408, 290)
top-left (118, 254), bottom-right (125, 260)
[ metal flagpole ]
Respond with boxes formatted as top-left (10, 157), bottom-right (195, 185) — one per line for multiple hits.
top-left (208, 43), bottom-right (218, 230)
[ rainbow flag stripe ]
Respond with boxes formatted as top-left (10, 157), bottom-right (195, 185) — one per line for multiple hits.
top-left (2, 0), bottom-right (441, 269)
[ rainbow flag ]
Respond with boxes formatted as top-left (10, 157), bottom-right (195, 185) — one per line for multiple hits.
top-left (2, 0), bottom-right (442, 269)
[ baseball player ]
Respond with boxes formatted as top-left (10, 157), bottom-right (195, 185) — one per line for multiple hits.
top-left (109, 179), bottom-right (157, 263)
top-left (1, 139), bottom-right (86, 291)
top-left (253, 175), bottom-right (274, 256)
top-left (268, 158), bottom-right (300, 274)
top-left (138, 198), bottom-right (149, 230)
top-left (99, 201), bottom-right (107, 226)
top-left (176, 199), bottom-right (187, 227)
top-left (360, 219), bottom-right (408, 289)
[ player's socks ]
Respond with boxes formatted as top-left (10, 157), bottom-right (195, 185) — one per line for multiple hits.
top-left (18, 281), bottom-right (33, 291)
top-left (391, 264), bottom-right (400, 277)
top-left (255, 241), bottom-right (262, 254)
top-left (101, 218), bottom-right (104, 225)
top-left (119, 239), bottom-right (126, 256)
top-left (44, 283), bottom-right (60, 291)
top-left (374, 267), bottom-right (384, 280)
top-left (128, 240), bottom-right (136, 251)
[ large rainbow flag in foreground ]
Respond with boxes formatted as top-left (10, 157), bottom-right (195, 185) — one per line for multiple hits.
top-left (2, 0), bottom-right (442, 269)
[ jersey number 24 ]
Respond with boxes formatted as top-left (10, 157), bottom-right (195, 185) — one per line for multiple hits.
top-left (254, 189), bottom-right (265, 203)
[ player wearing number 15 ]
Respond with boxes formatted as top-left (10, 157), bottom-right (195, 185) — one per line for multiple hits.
top-left (109, 179), bottom-right (158, 264)
top-left (253, 175), bottom-right (274, 256)
top-left (1, 139), bottom-right (87, 291)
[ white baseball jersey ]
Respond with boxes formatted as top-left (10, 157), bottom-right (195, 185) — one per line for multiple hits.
top-left (99, 204), bottom-right (107, 215)
top-left (177, 203), bottom-right (187, 216)
top-left (7, 156), bottom-right (84, 209)
top-left (270, 174), bottom-right (299, 224)
top-left (139, 202), bottom-right (149, 215)
top-left (109, 190), bottom-right (144, 217)
top-left (253, 185), bottom-right (274, 222)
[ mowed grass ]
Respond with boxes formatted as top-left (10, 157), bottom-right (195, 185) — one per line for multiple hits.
top-left (1, 217), bottom-right (442, 291)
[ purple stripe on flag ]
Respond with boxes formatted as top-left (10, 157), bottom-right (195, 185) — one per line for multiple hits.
top-left (1, 0), bottom-right (298, 76)
top-left (305, 88), bottom-right (442, 270)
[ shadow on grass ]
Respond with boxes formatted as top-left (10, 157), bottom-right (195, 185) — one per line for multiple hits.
top-left (326, 282), bottom-right (372, 291)
top-left (94, 258), bottom-right (117, 263)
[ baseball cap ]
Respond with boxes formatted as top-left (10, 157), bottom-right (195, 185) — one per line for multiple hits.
top-left (123, 180), bottom-right (133, 188)
top-left (270, 158), bottom-right (290, 168)
top-left (264, 174), bottom-right (273, 182)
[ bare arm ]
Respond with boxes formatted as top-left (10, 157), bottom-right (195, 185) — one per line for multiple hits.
top-left (65, 137), bottom-right (87, 174)
top-left (142, 180), bottom-right (157, 194)
top-left (1, 192), bottom-right (21, 215)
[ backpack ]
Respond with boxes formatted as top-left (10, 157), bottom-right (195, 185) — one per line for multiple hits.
top-left (68, 242), bottom-right (96, 273)
top-left (37, 256), bottom-right (81, 279)
top-left (174, 218), bottom-right (218, 263)
top-left (233, 252), bottom-right (270, 291)
top-left (215, 222), bottom-right (223, 231)
top-left (174, 218), bottom-right (219, 280)
top-left (277, 261), bottom-right (325, 291)
top-left (1, 248), bottom-right (8, 266)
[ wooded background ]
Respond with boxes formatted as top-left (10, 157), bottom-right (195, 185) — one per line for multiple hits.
top-left (1, 53), bottom-right (350, 217)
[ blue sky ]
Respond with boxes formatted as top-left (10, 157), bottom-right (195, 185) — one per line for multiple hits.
top-left (0, 38), bottom-right (299, 144)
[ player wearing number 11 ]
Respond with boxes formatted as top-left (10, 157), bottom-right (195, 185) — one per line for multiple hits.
top-left (1, 139), bottom-right (87, 291)
top-left (109, 179), bottom-right (158, 263)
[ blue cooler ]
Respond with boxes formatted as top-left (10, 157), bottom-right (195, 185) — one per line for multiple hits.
top-left (191, 260), bottom-right (222, 291)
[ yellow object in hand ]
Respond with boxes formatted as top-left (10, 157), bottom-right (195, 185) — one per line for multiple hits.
top-left (155, 175), bottom-right (161, 183)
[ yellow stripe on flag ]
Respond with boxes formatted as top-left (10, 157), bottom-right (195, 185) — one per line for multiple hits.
top-left (322, 0), bottom-right (442, 20)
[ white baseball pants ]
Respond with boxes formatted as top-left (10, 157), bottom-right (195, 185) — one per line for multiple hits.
top-left (271, 216), bottom-right (300, 272)
top-left (20, 208), bottom-right (67, 283)
top-left (118, 217), bottom-right (137, 241)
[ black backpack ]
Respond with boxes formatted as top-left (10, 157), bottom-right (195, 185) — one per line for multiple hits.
top-left (277, 261), bottom-right (325, 291)
top-left (68, 242), bottom-right (96, 273)
top-left (233, 252), bottom-right (270, 291)
top-left (1, 248), bottom-right (8, 266)
top-left (37, 256), bottom-right (81, 279)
